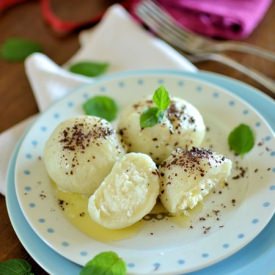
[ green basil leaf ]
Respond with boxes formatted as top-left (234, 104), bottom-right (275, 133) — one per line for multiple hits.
top-left (228, 123), bottom-right (255, 156)
top-left (83, 95), bottom-right (118, 121)
top-left (69, 61), bottom-right (109, 77)
top-left (1, 38), bottom-right (42, 61)
top-left (0, 259), bottom-right (33, 275)
top-left (153, 85), bottom-right (170, 110)
top-left (140, 107), bottom-right (160, 129)
top-left (80, 251), bottom-right (126, 275)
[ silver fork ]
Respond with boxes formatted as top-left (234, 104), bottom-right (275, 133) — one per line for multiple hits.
top-left (135, 0), bottom-right (275, 93)
top-left (136, 0), bottom-right (275, 61)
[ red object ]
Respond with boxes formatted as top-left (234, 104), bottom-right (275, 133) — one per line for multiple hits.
top-left (40, 0), bottom-right (133, 34)
top-left (1, 0), bottom-right (133, 34)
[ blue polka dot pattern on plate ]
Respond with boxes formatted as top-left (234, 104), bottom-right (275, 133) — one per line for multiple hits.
top-left (100, 86), bottom-right (106, 92)
top-left (229, 100), bottom-right (235, 106)
top-left (238, 233), bottom-right (244, 239)
top-left (29, 203), bottom-right (36, 208)
top-left (61, 241), bottom-right (70, 247)
top-left (80, 251), bottom-right (88, 256)
top-left (31, 140), bottom-right (38, 146)
top-left (178, 80), bottom-right (184, 86)
top-left (24, 186), bottom-right (31, 192)
top-left (83, 93), bottom-right (89, 99)
top-left (127, 263), bottom-right (135, 268)
top-left (40, 126), bottom-right (47, 132)
top-left (157, 79), bottom-right (164, 84)
top-left (242, 109), bottom-right (249, 115)
top-left (153, 262), bottom-right (160, 270)
top-left (67, 101), bottom-right (74, 107)
top-left (270, 185), bottom-right (275, 190)
top-left (137, 79), bottom-right (144, 85)
top-left (25, 153), bottom-right (32, 159)
top-left (38, 218), bottom-right (45, 223)
top-left (270, 151), bottom-right (275, 157)
top-left (212, 92), bottom-right (219, 98)
top-left (178, 259), bottom-right (185, 265)
top-left (255, 122), bottom-right (261, 127)
top-left (222, 243), bottom-right (229, 249)
top-left (262, 202), bottom-right (270, 207)
top-left (252, 218), bottom-right (259, 224)
top-left (118, 81), bottom-right (125, 87)
top-left (202, 253), bottom-right (209, 258)
top-left (272, 168), bottom-right (275, 173)
top-left (264, 136), bottom-right (271, 141)
top-left (196, 86), bottom-right (202, 92)
top-left (24, 170), bottom-right (30, 175)
top-left (53, 113), bottom-right (60, 119)
top-left (47, 228), bottom-right (55, 233)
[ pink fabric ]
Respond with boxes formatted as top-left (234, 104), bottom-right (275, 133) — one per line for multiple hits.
top-left (132, 0), bottom-right (272, 40)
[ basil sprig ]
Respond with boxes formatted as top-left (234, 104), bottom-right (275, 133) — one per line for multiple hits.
top-left (0, 259), bottom-right (33, 275)
top-left (140, 85), bottom-right (170, 129)
top-left (1, 37), bottom-right (42, 62)
top-left (228, 123), bottom-right (255, 156)
top-left (69, 61), bottom-right (109, 77)
top-left (83, 95), bottom-right (118, 122)
top-left (80, 251), bottom-right (127, 275)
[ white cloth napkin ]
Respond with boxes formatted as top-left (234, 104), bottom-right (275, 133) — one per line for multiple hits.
top-left (0, 4), bottom-right (197, 196)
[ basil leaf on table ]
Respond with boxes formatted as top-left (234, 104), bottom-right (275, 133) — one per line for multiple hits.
top-left (80, 251), bottom-right (127, 275)
top-left (69, 61), bottom-right (109, 77)
top-left (83, 95), bottom-right (118, 122)
top-left (1, 38), bottom-right (42, 62)
top-left (0, 259), bottom-right (33, 275)
top-left (228, 123), bottom-right (255, 156)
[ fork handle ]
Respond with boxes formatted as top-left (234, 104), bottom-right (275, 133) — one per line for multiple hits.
top-left (211, 42), bottom-right (275, 62)
top-left (189, 53), bottom-right (275, 94)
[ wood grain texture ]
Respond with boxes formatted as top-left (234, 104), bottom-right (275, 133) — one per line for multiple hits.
top-left (0, 1), bottom-right (274, 274)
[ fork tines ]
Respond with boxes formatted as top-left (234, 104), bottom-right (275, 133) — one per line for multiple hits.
top-left (135, 0), bottom-right (205, 52)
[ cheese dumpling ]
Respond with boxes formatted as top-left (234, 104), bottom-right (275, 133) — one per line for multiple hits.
top-left (159, 147), bottom-right (232, 215)
top-left (88, 153), bottom-right (160, 229)
top-left (117, 97), bottom-right (205, 164)
top-left (44, 116), bottom-right (124, 195)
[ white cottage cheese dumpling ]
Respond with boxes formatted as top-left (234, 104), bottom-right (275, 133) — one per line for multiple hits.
top-left (88, 153), bottom-right (160, 229)
top-left (117, 97), bottom-right (205, 164)
top-left (159, 147), bottom-right (232, 215)
top-left (44, 116), bottom-right (124, 195)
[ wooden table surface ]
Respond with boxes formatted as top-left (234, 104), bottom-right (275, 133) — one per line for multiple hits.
top-left (0, 1), bottom-right (274, 274)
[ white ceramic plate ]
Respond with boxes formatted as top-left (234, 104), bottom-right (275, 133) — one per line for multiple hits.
top-left (15, 72), bottom-right (275, 274)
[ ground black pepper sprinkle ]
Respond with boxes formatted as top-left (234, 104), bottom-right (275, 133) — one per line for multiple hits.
top-left (39, 191), bottom-right (46, 200)
top-left (232, 162), bottom-right (248, 180)
top-left (160, 147), bottom-right (224, 182)
top-left (58, 199), bottom-right (69, 211)
top-left (58, 119), bottom-right (114, 176)
top-left (202, 226), bottom-right (211, 234)
top-left (257, 141), bottom-right (263, 146)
